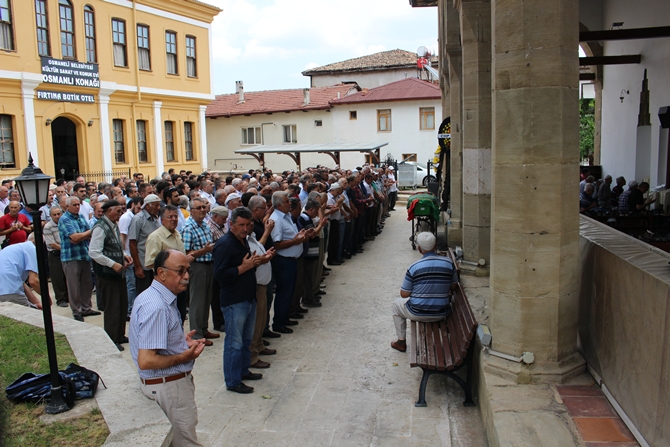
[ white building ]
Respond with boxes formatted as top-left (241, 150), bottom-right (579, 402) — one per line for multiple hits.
top-left (303, 49), bottom-right (438, 90)
top-left (331, 78), bottom-right (442, 168)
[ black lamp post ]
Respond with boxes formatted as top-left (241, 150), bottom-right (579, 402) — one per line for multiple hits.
top-left (14, 154), bottom-right (70, 414)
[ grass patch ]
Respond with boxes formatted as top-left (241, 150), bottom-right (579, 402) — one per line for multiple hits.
top-left (0, 315), bottom-right (109, 447)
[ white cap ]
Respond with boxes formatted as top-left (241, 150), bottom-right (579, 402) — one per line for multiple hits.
top-left (416, 232), bottom-right (436, 251)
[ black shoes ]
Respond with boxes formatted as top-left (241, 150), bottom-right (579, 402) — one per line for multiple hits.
top-left (263, 329), bottom-right (281, 338)
top-left (263, 339), bottom-right (270, 347)
top-left (323, 266), bottom-right (332, 272)
top-left (297, 307), bottom-right (309, 313)
top-left (242, 372), bottom-right (263, 380)
top-left (285, 320), bottom-right (299, 326)
top-left (328, 260), bottom-right (343, 266)
top-left (119, 336), bottom-right (129, 344)
top-left (115, 343), bottom-right (124, 351)
top-left (227, 383), bottom-right (254, 394)
top-left (290, 313), bottom-right (304, 319)
top-left (274, 327), bottom-right (293, 334)
top-left (73, 314), bottom-right (84, 322)
top-left (315, 290), bottom-right (326, 296)
top-left (83, 310), bottom-right (101, 316)
top-left (303, 300), bottom-right (322, 308)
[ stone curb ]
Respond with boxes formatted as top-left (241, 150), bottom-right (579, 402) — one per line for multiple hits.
top-left (0, 302), bottom-right (172, 447)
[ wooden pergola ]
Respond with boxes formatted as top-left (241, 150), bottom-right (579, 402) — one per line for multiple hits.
top-left (235, 142), bottom-right (389, 169)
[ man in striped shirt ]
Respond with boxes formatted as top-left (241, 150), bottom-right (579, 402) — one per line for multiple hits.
top-left (130, 249), bottom-right (206, 447)
top-left (391, 232), bottom-right (459, 352)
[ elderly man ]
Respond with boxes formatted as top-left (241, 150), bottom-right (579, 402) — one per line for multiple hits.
top-left (181, 197), bottom-right (217, 345)
top-left (326, 184), bottom-right (345, 266)
top-left (145, 205), bottom-right (190, 324)
top-left (73, 184), bottom-right (94, 221)
top-left (90, 200), bottom-right (133, 351)
top-left (0, 201), bottom-right (32, 246)
top-left (580, 183), bottom-right (598, 213)
top-left (120, 197), bottom-right (143, 318)
top-left (0, 185), bottom-right (9, 214)
top-left (597, 175), bottom-right (613, 208)
top-left (627, 181), bottom-right (656, 213)
top-left (207, 206), bottom-right (228, 332)
top-left (611, 176), bottom-right (626, 207)
top-left (59, 196), bottom-right (99, 321)
top-left (215, 189), bottom-right (227, 207)
top-left (129, 194), bottom-right (161, 295)
top-left (214, 207), bottom-right (268, 393)
top-left (0, 241), bottom-right (43, 309)
top-left (199, 180), bottom-right (216, 207)
top-left (269, 191), bottom-right (307, 334)
top-left (391, 232), bottom-right (459, 352)
top-left (44, 206), bottom-right (69, 307)
top-left (130, 250), bottom-right (206, 447)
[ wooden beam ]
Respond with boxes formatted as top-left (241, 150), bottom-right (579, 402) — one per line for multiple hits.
top-left (580, 26), bottom-right (670, 42)
top-left (579, 55), bottom-right (641, 66)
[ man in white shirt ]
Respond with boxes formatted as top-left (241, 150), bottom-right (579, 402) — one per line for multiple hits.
top-left (387, 166), bottom-right (398, 211)
top-left (0, 185), bottom-right (10, 214)
top-left (73, 184), bottom-right (93, 221)
top-left (199, 180), bottom-right (216, 207)
top-left (119, 196), bottom-right (143, 318)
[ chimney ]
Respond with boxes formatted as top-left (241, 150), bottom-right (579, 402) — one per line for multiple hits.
top-left (236, 81), bottom-right (244, 103)
top-left (303, 88), bottom-right (310, 106)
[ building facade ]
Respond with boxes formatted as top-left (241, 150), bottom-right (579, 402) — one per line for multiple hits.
top-left (0, 0), bottom-right (220, 181)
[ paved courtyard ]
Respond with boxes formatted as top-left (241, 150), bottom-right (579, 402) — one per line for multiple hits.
top-left (52, 211), bottom-right (488, 446)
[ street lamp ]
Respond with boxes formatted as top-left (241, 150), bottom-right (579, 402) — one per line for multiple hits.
top-left (14, 154), bottom-right (70, 415)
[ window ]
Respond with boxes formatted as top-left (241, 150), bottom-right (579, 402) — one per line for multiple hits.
top-left (112, 119), bottom-right (125, 164)
top-left (185, 35), bottom-right (196, 77)
top-left (136, 120), bottom-right (147, 163)
top-left (58, 0), bottom-right (75, 59)
top-left (283, 125), bottom-right (297, 144)
top-left (241, 127), bottom-right (262, 145)
top-left (314, 120), bottom-right (323, 127)
top-left (35, 0), bottom-right (50, 56)
top-left (165, 31), bottom-right (177, 75)
top-left (0, 0), bottom-right (14, 51)
top-left (184, 122), bottom-right (194, 160)
top-left (164, 121), bottom-right (174, 161)
top-left (420, 107), bottom-right (435, 130)
top-left (83, 5), bottom-right (96, 63)
top-left (377, 109), bottom-right (391, 132)
top-left (402, 153), bottom-right (418, 162)
top-left (137, 24), bottom-right (150, 70)
top-left (349, 111), bottom-right (357, 120)
top-left (0, 115), bottom-right (15, 167)
top-left (112, 18), bottom-right (127, 67)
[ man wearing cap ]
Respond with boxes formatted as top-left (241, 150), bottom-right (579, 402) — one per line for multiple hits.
top-left (90, 200), bottom-right (133, 350)
top-left (224, 193), bottom-right (242, 232)
top-left (145, 204), bottom-right (190, 324)
top-left (129, 194), bottom-right (161, 295)
top-left (387, 166), bottom-right (398, 211)
top-left (181, 197), bottom-right (217, 345)
top-left (390, 232), bottom-right (459, 353)
top-left (207, 206), bottom-right (228, 332)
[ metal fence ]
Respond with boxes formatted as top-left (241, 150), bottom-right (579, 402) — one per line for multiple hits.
top-left (77, 169), bottom-right (131, 184)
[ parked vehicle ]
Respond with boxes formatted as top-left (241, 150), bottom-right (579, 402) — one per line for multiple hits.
top-left (399, 161), bottom-right (436, 187)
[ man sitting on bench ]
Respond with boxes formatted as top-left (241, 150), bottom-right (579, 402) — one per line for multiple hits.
top-left (391, 232), bottom-right (459, 352)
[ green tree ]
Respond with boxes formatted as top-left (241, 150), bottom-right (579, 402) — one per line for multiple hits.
top-left (580, 99), bottom-right (595, 161)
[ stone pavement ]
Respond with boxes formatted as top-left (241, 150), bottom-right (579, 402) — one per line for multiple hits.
top-left (52, 211), bottom-right (488, 446)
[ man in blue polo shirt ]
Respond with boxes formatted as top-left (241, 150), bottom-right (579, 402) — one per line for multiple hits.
top-left (391, 232), bottom-right (459, 352)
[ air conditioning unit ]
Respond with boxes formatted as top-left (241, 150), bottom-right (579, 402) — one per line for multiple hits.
top-left (656, 189), bottom-right (670, 213)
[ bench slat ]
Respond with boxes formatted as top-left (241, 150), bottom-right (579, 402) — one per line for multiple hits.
top-left (425, 322), bottom-right (438, 369)
top-left (452, 290), bottom-right (473, 361)
top-left (418, 320), bottom-right (429, 369)
top-left (437, 319), bottom-right (453, 370)
top-left (446, 304), bottom-right (464, 368)
top-left (409, 320), bottom-right (418, 367)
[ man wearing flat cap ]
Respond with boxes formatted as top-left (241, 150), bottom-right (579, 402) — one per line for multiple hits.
top-left (129, 194), bottom-right (162, 295)
top-left (90, 199), bottom-right (134, 351)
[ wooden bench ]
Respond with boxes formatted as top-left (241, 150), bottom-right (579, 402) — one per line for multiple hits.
top-left (408, 250), bottom-right (478, 407)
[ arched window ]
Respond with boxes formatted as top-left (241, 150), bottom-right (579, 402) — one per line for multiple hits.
top-left (58, 0), bottom-right (75, 59)
top-left (84, 5), bottom-right (96, 63)
top-left (35, 0), bottom-right (50, 56)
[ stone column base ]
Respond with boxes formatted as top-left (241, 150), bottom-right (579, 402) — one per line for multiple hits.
top-left (482, 350), bottom-right (586, 385)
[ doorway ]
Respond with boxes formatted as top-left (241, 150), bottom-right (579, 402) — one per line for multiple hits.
top-left (51, 117), bottom-right (79, 180)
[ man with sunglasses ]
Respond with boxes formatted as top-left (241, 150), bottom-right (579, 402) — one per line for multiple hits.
top-left (130, 249), bottom-right (206, 447)
top-left (181, 197), bottom-right (217, 346)
top-left (90, 200), bottom-right (133, 351)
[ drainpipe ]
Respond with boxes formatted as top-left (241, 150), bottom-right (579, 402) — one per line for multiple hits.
top-left (130, 0), bottom-right (141, 171)
top-left (260, 122), bottom-right (275, 145)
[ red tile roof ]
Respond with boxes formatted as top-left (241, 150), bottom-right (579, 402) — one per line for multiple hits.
top-left (303, 49), bottom-right (438, 75)
top-left (206, 84), bottom-right (359, 118)
top-left (331, 78), bottom-right (440, 104)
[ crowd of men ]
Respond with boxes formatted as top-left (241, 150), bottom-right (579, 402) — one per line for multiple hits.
top-left (578, 168), bottom-right (657, 215)
top-left (0, 164), bottom-right (400, 446)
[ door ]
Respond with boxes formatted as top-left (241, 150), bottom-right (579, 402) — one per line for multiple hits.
top-left (51, 117), bottom-right (79, 180)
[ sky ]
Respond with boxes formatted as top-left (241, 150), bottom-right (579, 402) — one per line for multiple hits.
top-left (206, 0), bottom-right (438, 95)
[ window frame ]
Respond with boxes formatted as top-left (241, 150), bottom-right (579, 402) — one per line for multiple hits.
top-left (184, 122), bottom-right (194, 161)
top-left (420, 107), bottom-right (435, 130)
top-left (0, 114), bottom-right (15, 168)
top-left (349, 111), bottom-right (357, 120)
top-left (58, 0), bottom-right (76, 59)
top-left (136, 23), bottom-right (151, 71)
top-left (185, 35), bottom-right (196, 78)
top-left (377, 109), bottom-right (391, 132)
top-left (0, 0), bottom-right (14, 51)
top-left (112, 119), bottom-right (126, 164)
top-left (83, 5), bottom-right (96, 63)
top-left (165, 30), bottom-right (178, 75)
top-left (136, 120), bottom-right (148, 163)
top-left (241, 126), bottom-right (262, 145)
top-left (164, 121), bottom-right (175, 162)
top-left (111, 18), bottom-right (127, 67)
top-left (35, 0), bottom-right (51, 57)
top-left (282, 125), bottom-right (297, 144)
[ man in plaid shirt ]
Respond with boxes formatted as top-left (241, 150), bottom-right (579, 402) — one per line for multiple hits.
top-left (59, 196), bottom-right (100, 321)
top-left (181, 197), bottom-right (218, 345)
